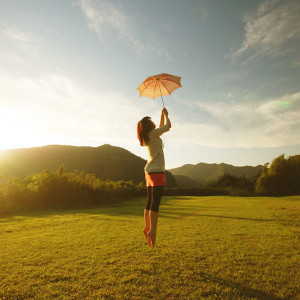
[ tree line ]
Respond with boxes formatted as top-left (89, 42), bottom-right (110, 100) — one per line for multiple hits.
top-left (0, 165), bottom-right (145, 216)
top-left (204, 154), bottom-right (300, 196)
top-left (255, 154), bottom-right (300, 196)
top-left (0, 154), bottom-right (299, 216)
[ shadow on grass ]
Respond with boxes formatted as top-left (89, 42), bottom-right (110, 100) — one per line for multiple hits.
top-left (0, 196), bottom-right (275, 224)
top-left (165, 212), bottom-right (275, 223)
top-left (0, 197), bottom-right (147, 222)
top-left (198, 271), bottom-right (285, 299)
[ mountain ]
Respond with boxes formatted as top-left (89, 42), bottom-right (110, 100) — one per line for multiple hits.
top-left (169, 162), bottom-right (263, 184)
top-left (172, 175), bottom-right (198, 188)
top-left (0, 144), bottom-right (177, 187)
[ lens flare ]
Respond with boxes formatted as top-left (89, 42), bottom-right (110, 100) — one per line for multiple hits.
top-left (279, 101), bottom-right (290, 107)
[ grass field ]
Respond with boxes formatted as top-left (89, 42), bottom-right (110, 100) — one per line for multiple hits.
top-left (1, 196), bottom-right (300, 299)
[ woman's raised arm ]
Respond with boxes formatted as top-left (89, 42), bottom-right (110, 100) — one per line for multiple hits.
top-left (163, 108), bottom-right (171, 128)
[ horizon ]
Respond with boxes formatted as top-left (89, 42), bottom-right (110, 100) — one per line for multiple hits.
top-left (1, 1), bottom-right (299, 169)
top-left (0, 143), bottom-right (295, 169)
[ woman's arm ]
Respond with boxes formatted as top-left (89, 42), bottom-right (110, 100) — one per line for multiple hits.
top-left (163, 108), bottom-right (171, 128)
top-left (149, 108), bottom-right (171, 138)
top-left (159, 110), bottom-right (165, 127)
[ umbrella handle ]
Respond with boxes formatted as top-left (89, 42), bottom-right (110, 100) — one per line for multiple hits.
top-left (158, 83), bottom-right (165, 108)
top-left (161, 96), bottom-right (165, 108)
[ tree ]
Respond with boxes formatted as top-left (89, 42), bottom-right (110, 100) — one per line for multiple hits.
top-left (255, 154), bottom-right (300, 196)
top-left (213, 173), bottom-right (256, 195)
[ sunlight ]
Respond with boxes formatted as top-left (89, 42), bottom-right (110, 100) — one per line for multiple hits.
top-left (0, 108), bottom-right (45, 150)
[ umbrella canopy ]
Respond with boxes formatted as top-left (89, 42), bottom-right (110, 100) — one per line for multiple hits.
top-left (137, 73), bottom-right (182, 106)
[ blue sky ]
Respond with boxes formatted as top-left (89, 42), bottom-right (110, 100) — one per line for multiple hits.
top-left (0, 0), bottom-right (299, 168)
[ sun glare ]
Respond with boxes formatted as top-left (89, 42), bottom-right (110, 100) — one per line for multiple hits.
top-left (0, 109), bottom-right (44, 150)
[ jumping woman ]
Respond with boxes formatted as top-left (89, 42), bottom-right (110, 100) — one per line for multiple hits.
top-left (137, 108), bottom-right (171, 248)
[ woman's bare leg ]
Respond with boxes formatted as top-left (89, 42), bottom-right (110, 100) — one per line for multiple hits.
top-left (147, 210), bottom-right (159, 248)
top-left (147, 186), bottom-right (163, 248)
top-left (143, 186), bottom-right (152, 244)
top-left (143, 209), bottom-right (150, 242)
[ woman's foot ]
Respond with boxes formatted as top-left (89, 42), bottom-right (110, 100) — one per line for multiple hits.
top-left (147, 230), bottom-right (156, 248)
top-left (143, 228), bottom-right (150, 243)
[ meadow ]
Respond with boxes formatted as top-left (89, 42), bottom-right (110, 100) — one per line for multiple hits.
top-left (1, 196), bottom-right (299, 299)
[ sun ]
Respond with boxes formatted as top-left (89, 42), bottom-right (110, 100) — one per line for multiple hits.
top-left (0, 109), bottom-right (44, 150)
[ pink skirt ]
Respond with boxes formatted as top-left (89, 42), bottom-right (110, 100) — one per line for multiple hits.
top-left (145, 172), bottom-right (166, 187)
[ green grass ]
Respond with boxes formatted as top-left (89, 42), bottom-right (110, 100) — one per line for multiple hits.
top-left (1, 196), bottom-right (299, 299)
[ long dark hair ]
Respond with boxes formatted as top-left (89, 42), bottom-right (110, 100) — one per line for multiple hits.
top-left (137, 117), bottom-right (154, 146)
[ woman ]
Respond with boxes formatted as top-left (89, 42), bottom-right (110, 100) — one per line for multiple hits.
top-left (137, 108), bottom-right (171, 248)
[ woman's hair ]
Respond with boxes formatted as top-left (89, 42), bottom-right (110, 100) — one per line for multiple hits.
top-left (137, 117), bottom-right (154, 146)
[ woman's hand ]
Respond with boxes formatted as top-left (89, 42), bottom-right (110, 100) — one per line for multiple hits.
top-left (162, 108), bottom-right (171, 128)
top-left (162, 108), bottom-right (168, 117)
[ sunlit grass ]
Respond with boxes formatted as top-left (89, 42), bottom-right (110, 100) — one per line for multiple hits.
top-left (1, 196), bottom-right (299, 299)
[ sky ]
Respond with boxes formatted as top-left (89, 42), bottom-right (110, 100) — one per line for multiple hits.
top-left (0, 0), bottom-right (299, 169)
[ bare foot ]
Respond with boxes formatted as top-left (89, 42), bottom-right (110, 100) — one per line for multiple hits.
top-left (143, 228), bottom-right (149, 242)
top-left (147, 231), bottom-right (156, 248)
top-left (146, 235), bottom-right (151, 246)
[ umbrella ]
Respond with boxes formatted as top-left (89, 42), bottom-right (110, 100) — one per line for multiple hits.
top-left (137, 73), bottom-right (182, 107)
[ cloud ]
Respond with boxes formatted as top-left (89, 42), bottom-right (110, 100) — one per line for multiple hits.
top-left (229, 0), bottom-right (300, 62)
top-left (78, 0), bottom-right (140, 46)
top-left (77, 0), bottom-right (171, 60)
top-left (1, 25), bottom-right (41, 60)
top-left (171, 92), bottom-right (300, 148)
top-left (1, 25), bottom-right (34, 42)
top-left (0, 70), bottom-right (151, 149)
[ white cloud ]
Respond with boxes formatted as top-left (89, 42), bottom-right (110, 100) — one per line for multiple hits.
top-left (78, 0), bottom-right (137, 44)
top-left (1, 25), bottom-right (33, 42)
top-left (77, 0), bottom-right (171, 60)
top-left (0, 70), bottom-right (152, 149)
top-left (229, 0), bottom-right (300, 62)
top-left (1, 25), bottom-right (41, 60)
top-left (171, 92), bottom-right (300, 148)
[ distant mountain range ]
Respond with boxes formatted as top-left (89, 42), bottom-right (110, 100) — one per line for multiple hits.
top-left (169, 163), bottom-right (263, 187)
top-left (0, 144), bottom-right (177, 187)
top-left (0, 144), bottom-right (263, 189)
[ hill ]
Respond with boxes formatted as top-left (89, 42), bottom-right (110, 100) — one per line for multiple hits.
top-left (0, 144), bottom-right (177, 187)
top-left (172, 175), bottom-right (198, 188)
top-left (169, 162), bottom-right (262, 185)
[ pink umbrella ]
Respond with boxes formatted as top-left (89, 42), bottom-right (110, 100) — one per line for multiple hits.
top-left (137, 73), bottom-right (182, 107)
